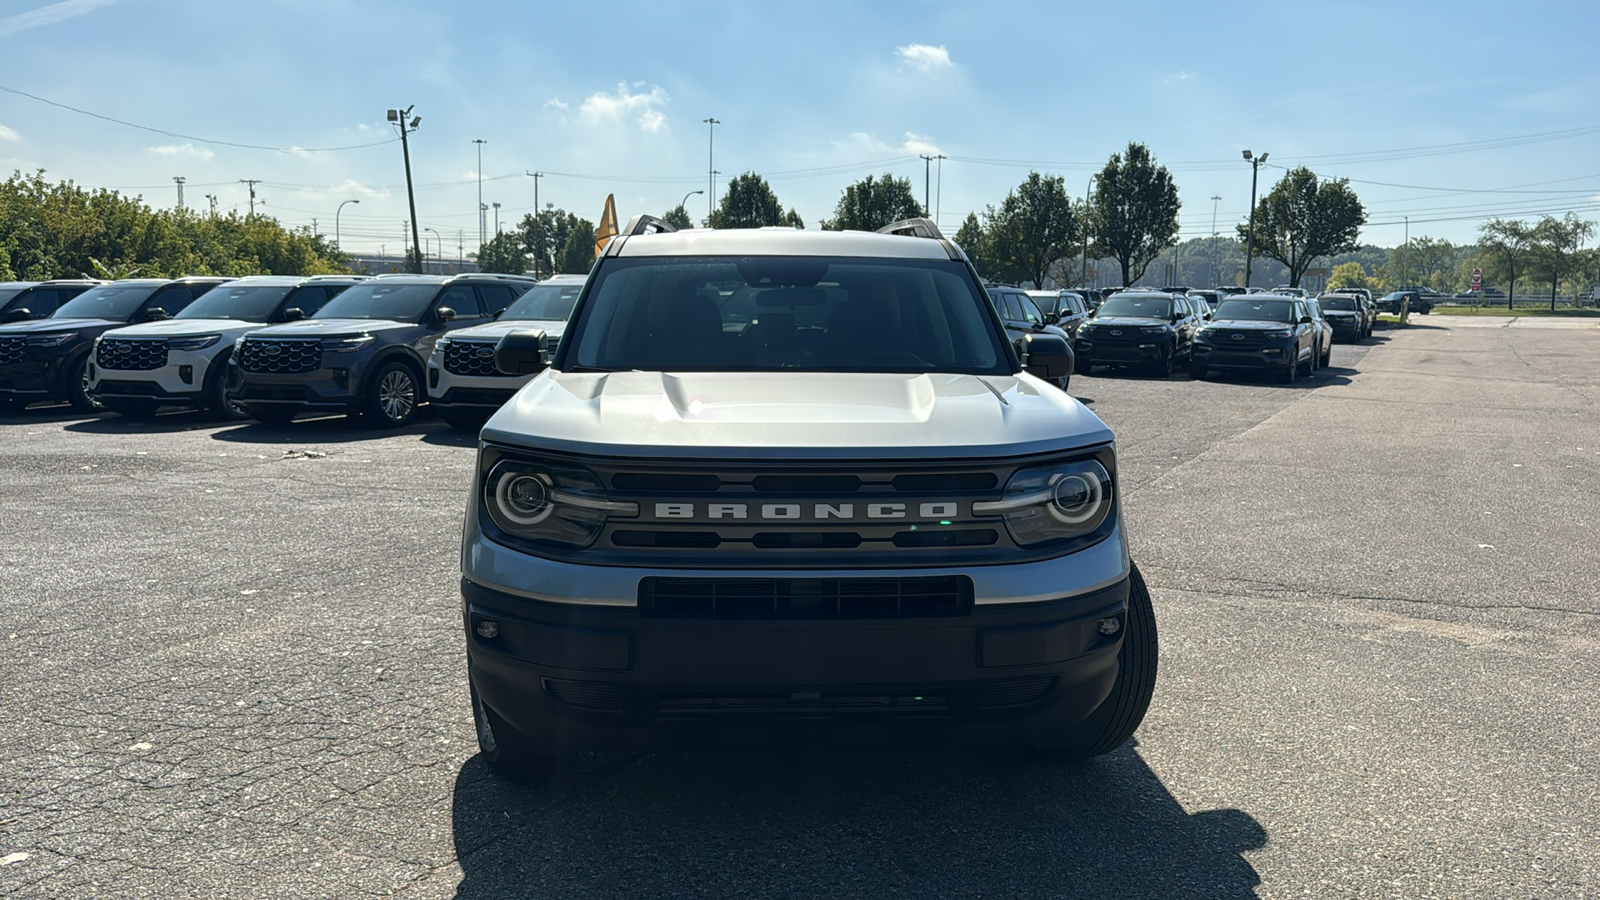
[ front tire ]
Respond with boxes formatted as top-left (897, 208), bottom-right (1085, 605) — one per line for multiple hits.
top-left (1280, 355), bottom-right (1297, 384)
top-left (1149, 347), bottom-right (1174, 378)
top-left (204, 351), bottom-right (247, 421)
top-left (67, 355), bottom-right (97, 411)
top-left (1043, 562), bottom-right (1158, 760)
top-left (362, 361), bottom-right (420, 428)
top-left (471, 676), bottom-right (557, 781)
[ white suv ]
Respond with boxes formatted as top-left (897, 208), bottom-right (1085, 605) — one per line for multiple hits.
top-left (427, 274), bottom-right (584, 430)
top-left (90, 275), bottom-right (363, 419)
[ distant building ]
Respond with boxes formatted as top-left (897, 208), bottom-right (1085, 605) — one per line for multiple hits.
top-left (344, 254), bottom-right (479, 276)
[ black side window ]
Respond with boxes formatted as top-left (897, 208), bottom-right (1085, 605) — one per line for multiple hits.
top-left (437, 285), bottom-right (482, 317)
top-left (476, 285), bottom-right (516, 316)
top-left (285, 287), bottom-right (328, 317)
top-left (995, 292), bottom-right (1023, 323)
top-left (1019, 295), bottom-right (1043, 325)
top-left (22, 290), bottom-right (61, 316)
top-left (1174, 297), bottom-right (1189, 317)
top-left (150, 287), bottom-right (194, 315)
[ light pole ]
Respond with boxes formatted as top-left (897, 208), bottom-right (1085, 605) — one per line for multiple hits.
top-left (679, 189), bottom-right (703, 215)
top-left (702, 117), bottom-right (720, 221)
top-left (336, 199), bottom-right (360, 252)
top-left (1210, 195), bottom-right (1221, 286)
top-left (1242, 149), bottom-right (1268, 288)
top-left (473, 138), bottom-right (487, 249)
top-left (493, 202), bottom-right (502, 235)
top-left (387, 106), bottom-right (424, 274)
top-left (526, 171), bottom-right (545, 277)
top-left (934, 154), bottom-right (946, 227)
top-left (425, 227), bottom-right (442, 273)
top-left (919, 154), bottom-right (935, 216)
top-left (1081, 174), bottom-right (1098, 289)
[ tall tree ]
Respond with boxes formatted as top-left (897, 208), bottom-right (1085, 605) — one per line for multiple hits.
top-left (1478, 218), bottom-right (1535, 309)
top-left (984, 172), bottom-right (1081, 289)
top-left (1388, 236), bottom-right (1457, 290)
top-left (821, 173), bottom-right (923, 231)
top-left (662, 204), bottom-right (693, 230)
top-left (1089, 142), bottom-right (1181, 287)
top-left (1328, 261), bottom-right (1380, 292)
top-left (953, 212), bottom-right (990, 275)
top-left (477, 231), bottom-right (528, 274)
top-left (1528, 213), bottom-right (1595, 310)
top-left (708, 172), bottom-right (798, 229)
top-left (557, 219), bottom-right (596, 274)
top-left (1235, 166), bottom-right (1365, 288)
top-left (516, 207), bottom-right (579, 279)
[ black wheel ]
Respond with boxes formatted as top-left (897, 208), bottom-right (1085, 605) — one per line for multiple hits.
top-left (1321, 340), bottom-right (1332, 368)
top-left (104, 399), bottom-right (160, 421)
top-left (471, 675), bottom-right (557, 781)
top-left (1280, 355), bottom-right (1297, 384)
top-left (246, 405), bottom-right (298, 425)
top-left (67, 355), bottom-right (97, 411)
top-left (362, 361), bottom-right (420, 428)
top-left (1149, 347), bottom-right (1174, 378)
top-left (1043, 562), bottom-right (1158, 760)
top-left (1053, 375), bottom-right (1071, 393)
top-left (441, 409), bottom-right (489, 432)
top-left (203, 351), bottom-right (247, 421)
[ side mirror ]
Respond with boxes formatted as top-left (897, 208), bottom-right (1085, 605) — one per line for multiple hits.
top-left (1042, 312), bottom-right (1059, 325)
top-left (494, 328), bottom-right (550, 376)
top-left (279, 307), bottom-right (305, 322)
top-left (142, 307), bottom-right (169, 322)
top-left (1, 308), bottom-right (30, 323)
top-left (436, 306), bottom-right (457, 323)
top-left (1299, 316), bottom-right (1313, 325)
top-left (492, 307), bottom-right (507, 320)
top-left (1020, 332), bottom-right (1072, 380)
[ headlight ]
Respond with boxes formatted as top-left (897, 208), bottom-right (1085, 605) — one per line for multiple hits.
top-left (167, 334), bottom-right (221, 352)
top-left (482, 453), bottom-right (638, 549)
top-left (320, 335), bottom-right (373, 352)
top-left (1262, 329), bottom-right (1293, 338)
top-left (25, 332), bottom-right (77, 347)
top-left (1140, 326), bottom-right (1170, 334)
top-left (973, 457), bottom-right (1114, 547)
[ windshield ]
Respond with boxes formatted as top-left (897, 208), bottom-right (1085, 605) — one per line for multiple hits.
top-left (1319, 297), bottom-right (1358, 311)
top-left (177, 285), bottom-right (294, 321)
top-left (564, 256), bottom-right (1008, 374)
top-left (53, 284), bottom-right (160, 320)
top-left (1096, 296), bottom-right (1172, 319)
top-left (501, 282), bottom-right (581, 321)
top-left (314, 283), bottom-right (438, 322)
top-left (0, 288), bottom-right (25, 308)
top-left (1212, 299), bottom-right (1295, 323)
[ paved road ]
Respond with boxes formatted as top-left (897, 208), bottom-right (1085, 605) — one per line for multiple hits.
top-left (1, 317), bottom-right (1596, 897)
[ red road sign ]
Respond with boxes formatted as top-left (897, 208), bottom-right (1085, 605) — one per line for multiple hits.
top-left (1471, 268), bottom-right (1483, 290)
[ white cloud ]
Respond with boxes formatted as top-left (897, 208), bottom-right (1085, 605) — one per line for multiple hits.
top-left (333, 179), bottom-right (380, 196)
top-left (1164, 71), bottom-right (1196, 84)
top-left (896, 43), bottom-right (952, 71)
top-left (579, 82), bottom-right (670, 132)
top-left (148, 143), bottom-right (214, 161)
top-left (545, 98), bottom-right (569, 110)
top-left (0, 0), bottom-right (115, 37)
top-left (845, 131), bottom-right (944, 157)
top-left (0, 124), bottom-right (20, 142)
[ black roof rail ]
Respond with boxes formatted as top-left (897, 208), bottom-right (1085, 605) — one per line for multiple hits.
top-left (623, 214), bottom-right (677, 236)
top-left (876, 217), bottom-right (945, 240)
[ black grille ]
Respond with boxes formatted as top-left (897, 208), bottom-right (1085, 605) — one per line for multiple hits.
top-left (1218, 330), bottom-right (1272, 347)
top-left (238, 339), bottom-right (321, 374)
top-left (980, 675), bottom-right (1059, 708)
top-left (96, 339), bottom-right (167, 371)
top-left (0, 337), bottom-right (23, 366)
top-left (444, 340), bottom-right (508, 377)
top-left (541, 676), bottom-right (1059, 716)
top-left (1081, 327), bottom-right (1142, 344)
top-left (639, 576), bottom-right (973, 619)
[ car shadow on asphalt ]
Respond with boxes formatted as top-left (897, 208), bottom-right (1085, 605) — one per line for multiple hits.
top-left (447, 744), bottom-right (1266, 898)
top-left (202, 414), bottom-right (448, 444)
top-left (62, 409), bottom-right (234, 434)
top-left (420, 427), bottom-right (481, 448)
top-left (1, 405), bottom-right (109, 426)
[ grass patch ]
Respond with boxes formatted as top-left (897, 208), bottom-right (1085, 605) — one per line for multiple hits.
top-left (1426, 305), bottom-right (1600, 317)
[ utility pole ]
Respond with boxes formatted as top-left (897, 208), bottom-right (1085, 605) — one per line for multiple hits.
top-left (173, 176), bottom-right (186, 210)
top-left (1242, 150), bottom-right (1268, 288)
top-left (526, 171), bottom-right (544, 278)
top-left (703, 118), bottom-right (720, 222)
top-left (387, 106), bottom-right (424, 274)
top-left (1210, 195), bottom-right (1222, 287)
top-left (919, 154), bottom-right (935, 217)
top-left (204, 194), bottom-right (217, 217)
top-left (458, 231), bottom-right (463, 270)
top-left (1082, 174), bottom-right (1098, 289)
top-left (239, 179), bottom-right (261, 216)
top-left (493, 202), bottom-right (502, 235)
top-left (934, 155), bottom-right (946, 227)
top-left (473, 138), bottom-right (487, 248)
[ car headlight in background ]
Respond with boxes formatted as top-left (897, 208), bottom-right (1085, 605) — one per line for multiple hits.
top-left (1140, 326), bottom-right (1170, 334)
top-left (167, 334), bottom-right (221, 352)
top-left (482, 452), bottom-right (638, 549)
top-left (25, 332), bottom-right (77, 347)
top-left (320, 335), bottom-right (374, 352)
top-left (1262, 329), bottom-right (1293, 339)
top-left (973, 457), bottom-right (1115, 547)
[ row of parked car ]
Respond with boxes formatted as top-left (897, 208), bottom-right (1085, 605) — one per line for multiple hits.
top-left (0, 273), bottom-right (585, 429)
top-left (985, 283), bottom-right (1384, 384)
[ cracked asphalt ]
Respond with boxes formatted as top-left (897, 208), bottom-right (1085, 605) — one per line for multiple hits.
top-left (2, 316), bottom-right (1597, 897)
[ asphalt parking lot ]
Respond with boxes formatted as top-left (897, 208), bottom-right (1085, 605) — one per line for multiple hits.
top-left (3, 316), bottom-right (1598, 898)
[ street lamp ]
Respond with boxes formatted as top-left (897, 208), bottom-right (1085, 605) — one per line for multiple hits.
top-left (1081, 173), bottom-right (1098, 289)
top-left (1242, 149), bottom-right (1268, 288)
top-left (473, 139), bottom-right (487, 248)
top-left (679, 189), bottom-right (703, 216)
top-left (1209, 195), bottom-right (1221, 287)
top-left (336, 199), bottom-right (361, 252)
top-left (425, 227), bottom-right (442, 273)
top-left (702, 118), bottom-right (720, 221)
top-left (387, 107), bottom-right (423, 274)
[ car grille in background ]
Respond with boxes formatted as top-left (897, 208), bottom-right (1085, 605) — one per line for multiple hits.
top-left (96, 339), bottom-right (167, 371)
top-left (1220, 331), bottom-right (1272, 347)
top-left (541, 674), bottom-right (1058, 715)
top-left (238, 339), bottom-right (321, 374)
top-left (444, 341), bottom-right (508, 377)
top-left (639, 576), bottom-right (974, 619)
top-left (0, 337), bottom-right (23, 366)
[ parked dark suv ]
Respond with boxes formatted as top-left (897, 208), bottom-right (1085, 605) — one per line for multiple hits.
top-left (230, 273), bottom-right (538, 427)
top-left (1190, 294), bottom-right (1318, 383)
top-left (0, 280), bottom-right (105, 323)
top-left (1073, 290), bottom-right (1202, 376)
top-left (0, 277), bottom-right (230, 412)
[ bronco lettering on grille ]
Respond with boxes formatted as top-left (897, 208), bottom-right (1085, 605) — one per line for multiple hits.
top-left (651, 501), bottom-right (963, 522)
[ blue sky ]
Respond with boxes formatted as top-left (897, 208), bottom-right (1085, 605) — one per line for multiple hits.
top-left (1, 0), bottom-right (1597, 257)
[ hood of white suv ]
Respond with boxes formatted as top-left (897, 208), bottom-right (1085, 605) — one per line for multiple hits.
top-left (482, 371), bottom-right (1112, 459)
top-left (102, 319), bottom-right (263, 340)
top-left (443, 319), bottom-right (569, 344)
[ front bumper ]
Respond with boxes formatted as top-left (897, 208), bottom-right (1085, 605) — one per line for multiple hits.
top-left (89, 350), bottom-right (221, 407)
top-left (0, 356), bottom-right (76, 402)
top-left (1191, 341), bottom-right (1292, 370)
top-left (426, 360), bottom-right (529, 410)
top-left (1075, 336), bottom-right (1166, 365)
top-left (1325, 318), bottom-right (1361, 339)
top-left (464, 574), bottom-right (1130, 751)
top-left (231, 363), bottom-right (364, 413)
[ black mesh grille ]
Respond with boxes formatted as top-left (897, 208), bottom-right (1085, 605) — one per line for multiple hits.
top-left (238, 339), bottom-right (321, 374)
top-left (96, 339), bottom-right (167, 371)
top-left (0, 337), bottom-right (23, 366)
top-left (639, 576), bottom-right (973, 619)
top-left (444, 341), bottom-right (508, 377)
top-left (1218, 330), bottom-right (1272, 347)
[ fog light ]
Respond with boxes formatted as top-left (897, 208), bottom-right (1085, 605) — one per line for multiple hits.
top-left (1098, 617), bottom-right (1121, 635)
top-left (178, 365), bottom-right (193, 384)
top-left (475, 620), bottom-right (500, 639)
